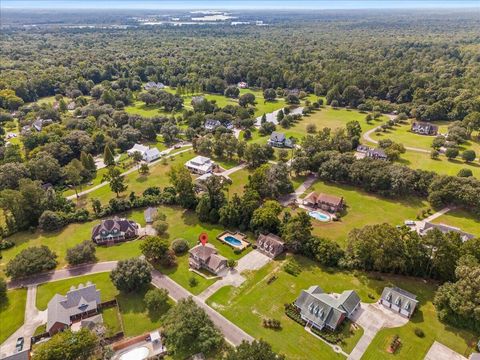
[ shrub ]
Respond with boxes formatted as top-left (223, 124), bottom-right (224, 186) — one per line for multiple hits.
top-left (306, 123), bottom-right (317, 133)
top-left (414, 328), bottom-right (425, 338)
top-left (263, 318), bottom-right (282, 329)
top-left (38, 210), bottom-right (65, 232)
top-left (144, 288), bottom-right (169, 313)
top-left (266, 275), bottom-right (277, 284)
top-left (189, 276), bottom-right (198, 287)
top-left (6, 246), bottom-right (58, 279)
top-left (0, 277), bottom-right (6, 300)
top-left (171, 238), bottom-right (189, 254)
top-left (0, 239), bottom-right (14, 250)
top-left (227, 259), bottom-right (237, 268)
top-left (110, 258), bottom-right (152, 292)
top-left (153, 219), bottom-right (169, 235)
top-left (66, 241), bottom-right (96, 266)
top-left (283, 259), bottom-right (302, 276)
top-left (457, 168), bottom-right (473, 178)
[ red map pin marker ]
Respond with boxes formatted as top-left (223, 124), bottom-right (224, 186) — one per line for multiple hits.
top-left (199, 233), bottom-right (208, 246)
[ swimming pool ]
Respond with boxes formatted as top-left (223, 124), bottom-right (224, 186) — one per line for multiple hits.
top-left (308, 211), bottom-right (331, 222)
top-left (224, 235), bottom-right (242, 246)
top-left (119, 346), bottom-right (150, 360)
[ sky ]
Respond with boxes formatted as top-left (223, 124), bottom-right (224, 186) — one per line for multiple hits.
top-left (2, 0), bottom-right (480, 10)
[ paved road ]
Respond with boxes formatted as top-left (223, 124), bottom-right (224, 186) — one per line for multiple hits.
top-left (151, 270), bottom-right (254, 346)
top-left (67, 145), bottom-right (192, 200)
top-left (7, 261), bottom-right (118, 289)
top-left (6, 261), bottom-right (254, 348)
top-left (1, 286), bottom-right (46, 359)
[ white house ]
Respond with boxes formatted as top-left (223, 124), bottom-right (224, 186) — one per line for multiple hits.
top-left (127, 144), bottom-right (161, 163)
top-left (237, 82), bottom-right (248, 88)
top-left (185, 156), bottom-right (215, 174)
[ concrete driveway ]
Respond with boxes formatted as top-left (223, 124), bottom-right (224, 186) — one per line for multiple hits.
top-left (424, 341), bottom-right (468, 360)
top-left (347, 302), bottom-right (408, 360)
top-left (0, 286), bottom-right (46, 359)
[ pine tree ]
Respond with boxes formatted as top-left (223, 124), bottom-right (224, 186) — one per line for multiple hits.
top-left (103, 144), bottom-right (115, 167)
top-left (261, 113), bottom-right (267, 124)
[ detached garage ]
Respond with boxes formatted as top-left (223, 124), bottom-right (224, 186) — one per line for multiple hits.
top-left (380, 286), bottom-right (418, 318)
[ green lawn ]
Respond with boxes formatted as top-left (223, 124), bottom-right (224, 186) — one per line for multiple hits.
top-left (371, 121), bottom-right (480, 154)
top-left (284, 107), bottom-right (387, 141)
top-left (0, 288), bottom-right (27, 344)
top-left (397, 151), bottom-right (480, 178)
top-left (75, 150), bottom-right (196, 208)
top-left (432, 209), bottom-right (480, 236)
top-left (3, 205), bottom-right (252, 294)
top-left (101, 307), bottom-right (122, 336)
top-left (299, 180), bottom-right (429, 247)
top-left (0, 209), bottom-right (146, 274)
top-left (207, 254), bottom-right (476, 360)
top-left (36, 272), bottom-right (171, 338)
top-left (124, 101), bottom-right (173, 117)
top-left (362, 288), bottom-right (477, 360)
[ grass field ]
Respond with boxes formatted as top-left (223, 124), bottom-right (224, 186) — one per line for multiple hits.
top-left (371, 121), bottom-right (480, 154)
top-left (397, 151), bottom-right (480, 178)
top-left (101, 307), bottom-right (123, 336)
top-left (36, 272), bottom-right (172, 338)
top-left (0, 288), bottom-right (27, 344)
top-left (2, 204), bottom-right (253, 293)
top-left (362, 291), bottom-right (477, 360)
top-left (284, 107), bottom-right (387, 141)
top-left (74, 150), bottom-right (196, 208)
top-left (207, 254), bottom-right (476, 360)
top-left (298, 180), bottom-right (429, 247)
top-left (0, 209), bottom-right (146, 273)
top-left (124, 100), bottom-right (173, 117)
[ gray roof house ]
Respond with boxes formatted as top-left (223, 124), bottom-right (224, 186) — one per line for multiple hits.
top-left (144, 81), bottom-right (165, 90)
top-left (366, 148), bottom-right (388, 160)
top-left (295, 285), bottom-right (361, 331)
top-left (47, 282), bottom-right (101, 335)
top-left (418, 222), bottom-right (475, 242)
top-left (144, 207), bottom-right (158, 223)
top-left (380, 287), bottom-right (418, 318)
top-left (189, 243), bottom-right (227, 275)
top-left (411, 122), bottom-right (438, 135)
top-left (256, 233), bottom-right (285, 259)
top-left (267, 131), bottom-right (293, 148)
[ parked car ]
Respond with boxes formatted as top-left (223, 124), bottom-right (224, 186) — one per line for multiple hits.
top-left (15, 337), bottom-right (24, 351)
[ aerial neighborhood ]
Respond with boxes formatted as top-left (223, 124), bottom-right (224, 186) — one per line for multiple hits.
top-left (0, 4), bottom-right (479, 360)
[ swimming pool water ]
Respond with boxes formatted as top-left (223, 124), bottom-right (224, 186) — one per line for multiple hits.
top-left (119, 346), bottom-right (150, 360)
top-left (224, 235), bottom-right (242, 246)
top-left (308, 211), bottom-right (330, 222)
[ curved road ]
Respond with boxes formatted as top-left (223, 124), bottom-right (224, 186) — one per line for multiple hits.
top-left (7, 261), bottom-right (253, 347)
top-left (362, 114), bottom-right (431, 154)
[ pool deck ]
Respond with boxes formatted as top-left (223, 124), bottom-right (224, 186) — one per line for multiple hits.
top-left (299, 205), bottom-right (334, 222)
top-left (217, 231), bottom-right (250, 250)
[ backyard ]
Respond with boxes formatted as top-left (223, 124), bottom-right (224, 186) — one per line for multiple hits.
top-left (432, 208), bottom-right (480, 236)
top-left (0, 288), bottom-right (27, 344)
top-left (206, 254), bottom-right (476, 360)
top-left (297, 180), bottom-right (430, 247)
top-left (36, 272), bottom-right (172, 337)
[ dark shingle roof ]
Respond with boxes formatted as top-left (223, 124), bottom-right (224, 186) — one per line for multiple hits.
top-left (381, 286), bottom-right (418, 313)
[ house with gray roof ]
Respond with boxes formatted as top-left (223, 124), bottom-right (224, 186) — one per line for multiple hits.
top-left (189, 243), bottom-right (227, 275)
top-left (256, 233), bottom-right (285, 259)
top-left (144, 81), bottom-right (165, 90)
top-left (47, 282), bottom-right (101, 335)
top-left (380, 286), bottom-right (418, 318)
top-left (295, 285), bottom-right (361, 331)
top-left (411, 122), bottom-right (438, 135)
top-left (144, 207), bottom-right (158, 224)
top-left (268, 131), bottom-right (293, 148)
top-left (418, 222), bottom-right (475, 242)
